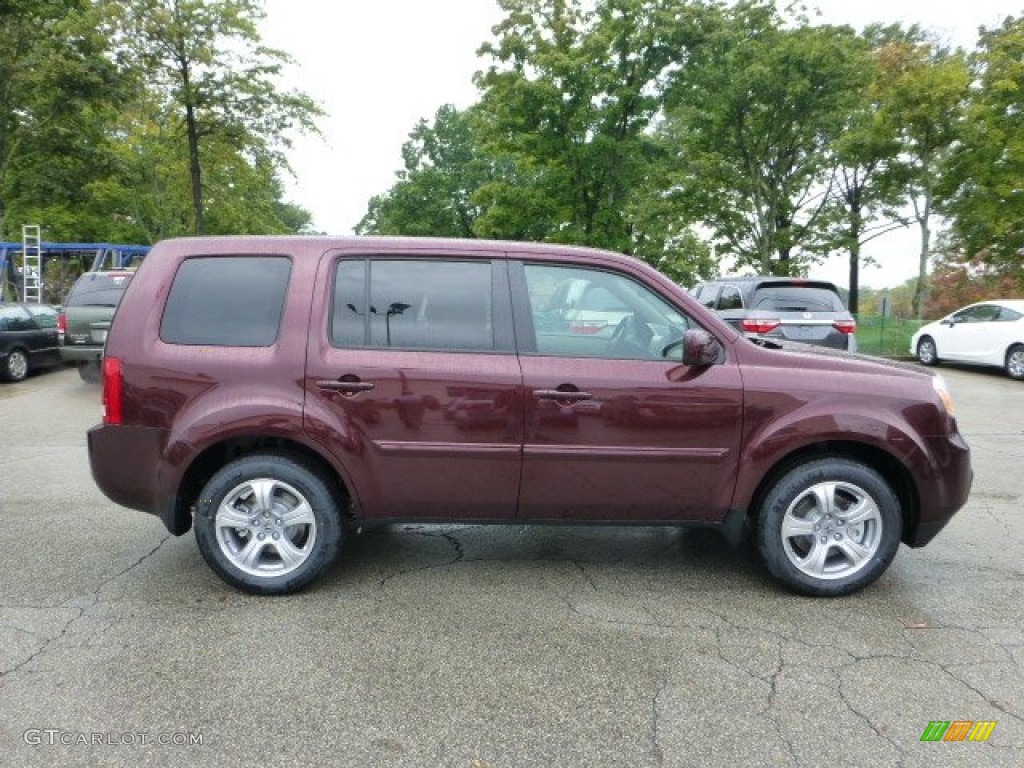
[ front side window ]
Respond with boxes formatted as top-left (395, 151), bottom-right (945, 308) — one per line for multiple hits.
top-left (160, 256), bottom-right (291, 346)
top-left (524, 264), bottom-right (688, 360)
top-left (331, 259), bottom-right (494, 351)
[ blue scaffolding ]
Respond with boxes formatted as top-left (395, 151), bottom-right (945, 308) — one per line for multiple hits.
top-left (0, 241), bottom-right (151, 302)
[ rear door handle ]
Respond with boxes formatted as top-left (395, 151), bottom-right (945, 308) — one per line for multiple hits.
top-left (533, 389), bottom-right (593, 401)
top-left (316, 379), bottom-right (375, 394)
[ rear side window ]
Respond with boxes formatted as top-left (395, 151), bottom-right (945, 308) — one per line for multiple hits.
top-left (331, 259), bottom-right (493, 351)
top-left (717, 286), bottom-right (743, 310)
top-left (65, 273), bottom-right (133, 307)
top-left (753, 286), bottom-right (844, 312)
top-left (161, 256), bottom-right (291, 346)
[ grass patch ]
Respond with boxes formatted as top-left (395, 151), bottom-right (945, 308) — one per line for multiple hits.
top-left (856, 315), bottom-right (925, 358)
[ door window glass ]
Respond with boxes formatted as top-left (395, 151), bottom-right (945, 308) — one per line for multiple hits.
top-left (524, 264), bottom-right (688, 360)
top-left (331, 259), bottom-right (493, 351)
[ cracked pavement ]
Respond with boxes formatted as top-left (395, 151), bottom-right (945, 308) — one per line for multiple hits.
top-left (0, 366), bottom-right (1021, 767)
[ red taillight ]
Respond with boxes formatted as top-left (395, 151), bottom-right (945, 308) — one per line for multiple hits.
top-left (102, 357), bottom-right (123, 425)
top-left (833, 319), bottom-right (857, 334)
top-left (741, 318), bottom-right (781, 334)
top-left (57, 312), bottom-right (66, 342)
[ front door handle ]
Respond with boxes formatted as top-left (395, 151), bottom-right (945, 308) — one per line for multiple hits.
top-left (316, 379), bottom-right (375, 395)
top-left (533, 389), bottom-right (593, 402)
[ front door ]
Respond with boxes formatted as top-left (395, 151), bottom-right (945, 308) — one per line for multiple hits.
top-left (304, 251), bottom-right (524, 521)
top-left (512, 261), bottom-right (743, 522)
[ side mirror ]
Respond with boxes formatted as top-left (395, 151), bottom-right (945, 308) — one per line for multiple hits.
top-left (682, 329), bottom-right (722, 367)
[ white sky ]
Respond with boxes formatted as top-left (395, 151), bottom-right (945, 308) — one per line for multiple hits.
top-left (260, 0), bottom-right (1021, 290)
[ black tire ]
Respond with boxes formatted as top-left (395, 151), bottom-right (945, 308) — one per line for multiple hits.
top-left (78, 359), bottom-right (100, 383)
top-left (1006, 344), bottom-right (1024, 381)
top-left (194, 454), bottom-right (343, 595)
top-left (916, 336), bottom-right (939, 366)
top-left (756, 458), bottom-right (902, 597)
top-left (2, 348), bottom-right (29, 382)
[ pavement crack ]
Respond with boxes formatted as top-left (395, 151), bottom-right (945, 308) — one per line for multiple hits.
top-left (0, 534), bottom-right (172, 679)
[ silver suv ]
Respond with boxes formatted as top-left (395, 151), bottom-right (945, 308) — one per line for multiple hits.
top-left (692, 277), bottom-right (857, 351)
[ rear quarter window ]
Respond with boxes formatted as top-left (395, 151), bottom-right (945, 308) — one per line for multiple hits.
top-left (160, 256), bottom-right (291, 346)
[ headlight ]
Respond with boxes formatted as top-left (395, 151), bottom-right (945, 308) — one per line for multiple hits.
top-left (932, 374), bottom-right (955, 416)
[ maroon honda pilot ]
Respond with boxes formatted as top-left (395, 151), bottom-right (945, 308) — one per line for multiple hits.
top-left (88, 236), bottom-right (972, 596)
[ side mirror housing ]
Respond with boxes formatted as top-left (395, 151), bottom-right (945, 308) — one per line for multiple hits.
top-left (682, 329), bottom-right (722, 367)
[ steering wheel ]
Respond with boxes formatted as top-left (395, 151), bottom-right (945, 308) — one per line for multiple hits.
top-left (609, 314), bottom-right (653, 358)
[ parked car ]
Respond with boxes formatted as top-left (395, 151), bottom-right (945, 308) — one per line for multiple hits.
top-left (0, 302), bottom-right (62, 382)
top-left (87, 237), bottom-right (971, 597)
top-left (912, 299), bottom-right (1024, 380)
top-left (59, 270), bottom-right (134, 382)
top-left (692, 276), bottom-right (857, 351)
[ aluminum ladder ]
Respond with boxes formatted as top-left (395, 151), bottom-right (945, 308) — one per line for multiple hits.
top-left (21, 224), bottom-right (42, 303)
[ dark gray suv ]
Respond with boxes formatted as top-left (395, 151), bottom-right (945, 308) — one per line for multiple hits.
top-left (692, 276), bottom-right (857, 351)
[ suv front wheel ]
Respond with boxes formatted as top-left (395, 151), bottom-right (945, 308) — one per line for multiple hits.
top-left (756, 458), bottom-right (902, 597)
top-left (194, 454), bottom-right (343, 595)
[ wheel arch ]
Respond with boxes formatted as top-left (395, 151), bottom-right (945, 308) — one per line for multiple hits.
top-left (166, 435), bottom-right (354, 535)
top-left (743, 441), bottom-right (921, 547)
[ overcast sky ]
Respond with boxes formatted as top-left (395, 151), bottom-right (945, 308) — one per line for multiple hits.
top-left (259, 0), bottom-right (1021, 289)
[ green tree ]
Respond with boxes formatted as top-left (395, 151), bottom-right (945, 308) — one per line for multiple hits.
top-left (816, 26), bottom-right (919, 315)
top-left (113, 0), bottom-right (321, 234)
top-left (942, 15), bottom-right (1024, 286)
top-left (0, 0), bottom-right (123, 239)
top-left (473, 0), bottom-right (694, 253)
top-left (662, 3), bottom-right (868, 275)
top-left (357, 105), bottom-right (508, 237)
top-left (877, 37), bottom-right (969, 316)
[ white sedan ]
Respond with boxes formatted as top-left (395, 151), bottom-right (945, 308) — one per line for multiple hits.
top-left (911, 299), bottom-right (1024, 380)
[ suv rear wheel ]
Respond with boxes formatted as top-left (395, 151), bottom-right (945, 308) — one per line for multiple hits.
top-left (194, 454), bottom-right (343, 595)
top-left (756, 458), bottom-right (902, 597)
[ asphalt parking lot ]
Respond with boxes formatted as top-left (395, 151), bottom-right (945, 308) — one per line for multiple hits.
top-left (0, 364), bottom-right (1021, 767)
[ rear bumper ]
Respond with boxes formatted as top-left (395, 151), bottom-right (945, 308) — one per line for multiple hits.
top-left (88, 424), bottom-right (183, 533)
top-left (61, 345), bottom-right (102, 364)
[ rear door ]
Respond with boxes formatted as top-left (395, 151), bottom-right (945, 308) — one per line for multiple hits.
top-left (304, 248), bottom-right (524, 521)
top-left (511, 259), bottom-right (744, 522)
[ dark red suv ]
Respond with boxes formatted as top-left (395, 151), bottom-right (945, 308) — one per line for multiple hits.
top-left (88, 237), bottom-right (972, 596)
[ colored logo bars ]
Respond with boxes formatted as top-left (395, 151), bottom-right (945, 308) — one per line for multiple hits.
top-left (920, 721), bottom-right (997, 742)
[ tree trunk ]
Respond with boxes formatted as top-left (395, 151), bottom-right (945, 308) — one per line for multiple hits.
top-left (848, 205), bottom-right (863, 316)
top-left (912, 191), bottom-right (932, 318)
top-left (185, 101), bottom-right (203, 236)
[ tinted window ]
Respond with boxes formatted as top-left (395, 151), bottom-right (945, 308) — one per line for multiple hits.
top-left (161, 256), bottom-right (291, 346)
top-left (25, 305), bottom-right (57, 328)
top-left (0, 305), bottom-right (33, 331)
top-left (998, 307), bottom-right (1022, 322)
top-left (718, 286), bottom-right (743, 310)
top-left (331, 259), bottom-right (493, 351)
top-left (753, 286), bottom-right (843, 312)
top-left (695, 285), bottom-right (719, 308)
top-left (66, 273), bottom-right (133, 308)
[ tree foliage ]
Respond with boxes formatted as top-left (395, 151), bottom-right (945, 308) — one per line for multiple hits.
top-left (942, 16), bottom-right (1024, 284)
top-left (112, 0), bottom-right (321, 235)
top-left (662, 3), bottom-right (869, 275)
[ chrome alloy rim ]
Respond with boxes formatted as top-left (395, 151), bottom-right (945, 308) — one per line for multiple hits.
top-left (8, 350), bottom-right (27, 380)
top-left (215, 478), bottom-right (317, 578)
top-left (780, 481), bottom-right (883, 580)
top-left (1008, 348), bottom-right (1024, 379)
top-left (918, 339), bottom-right (936, 364)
